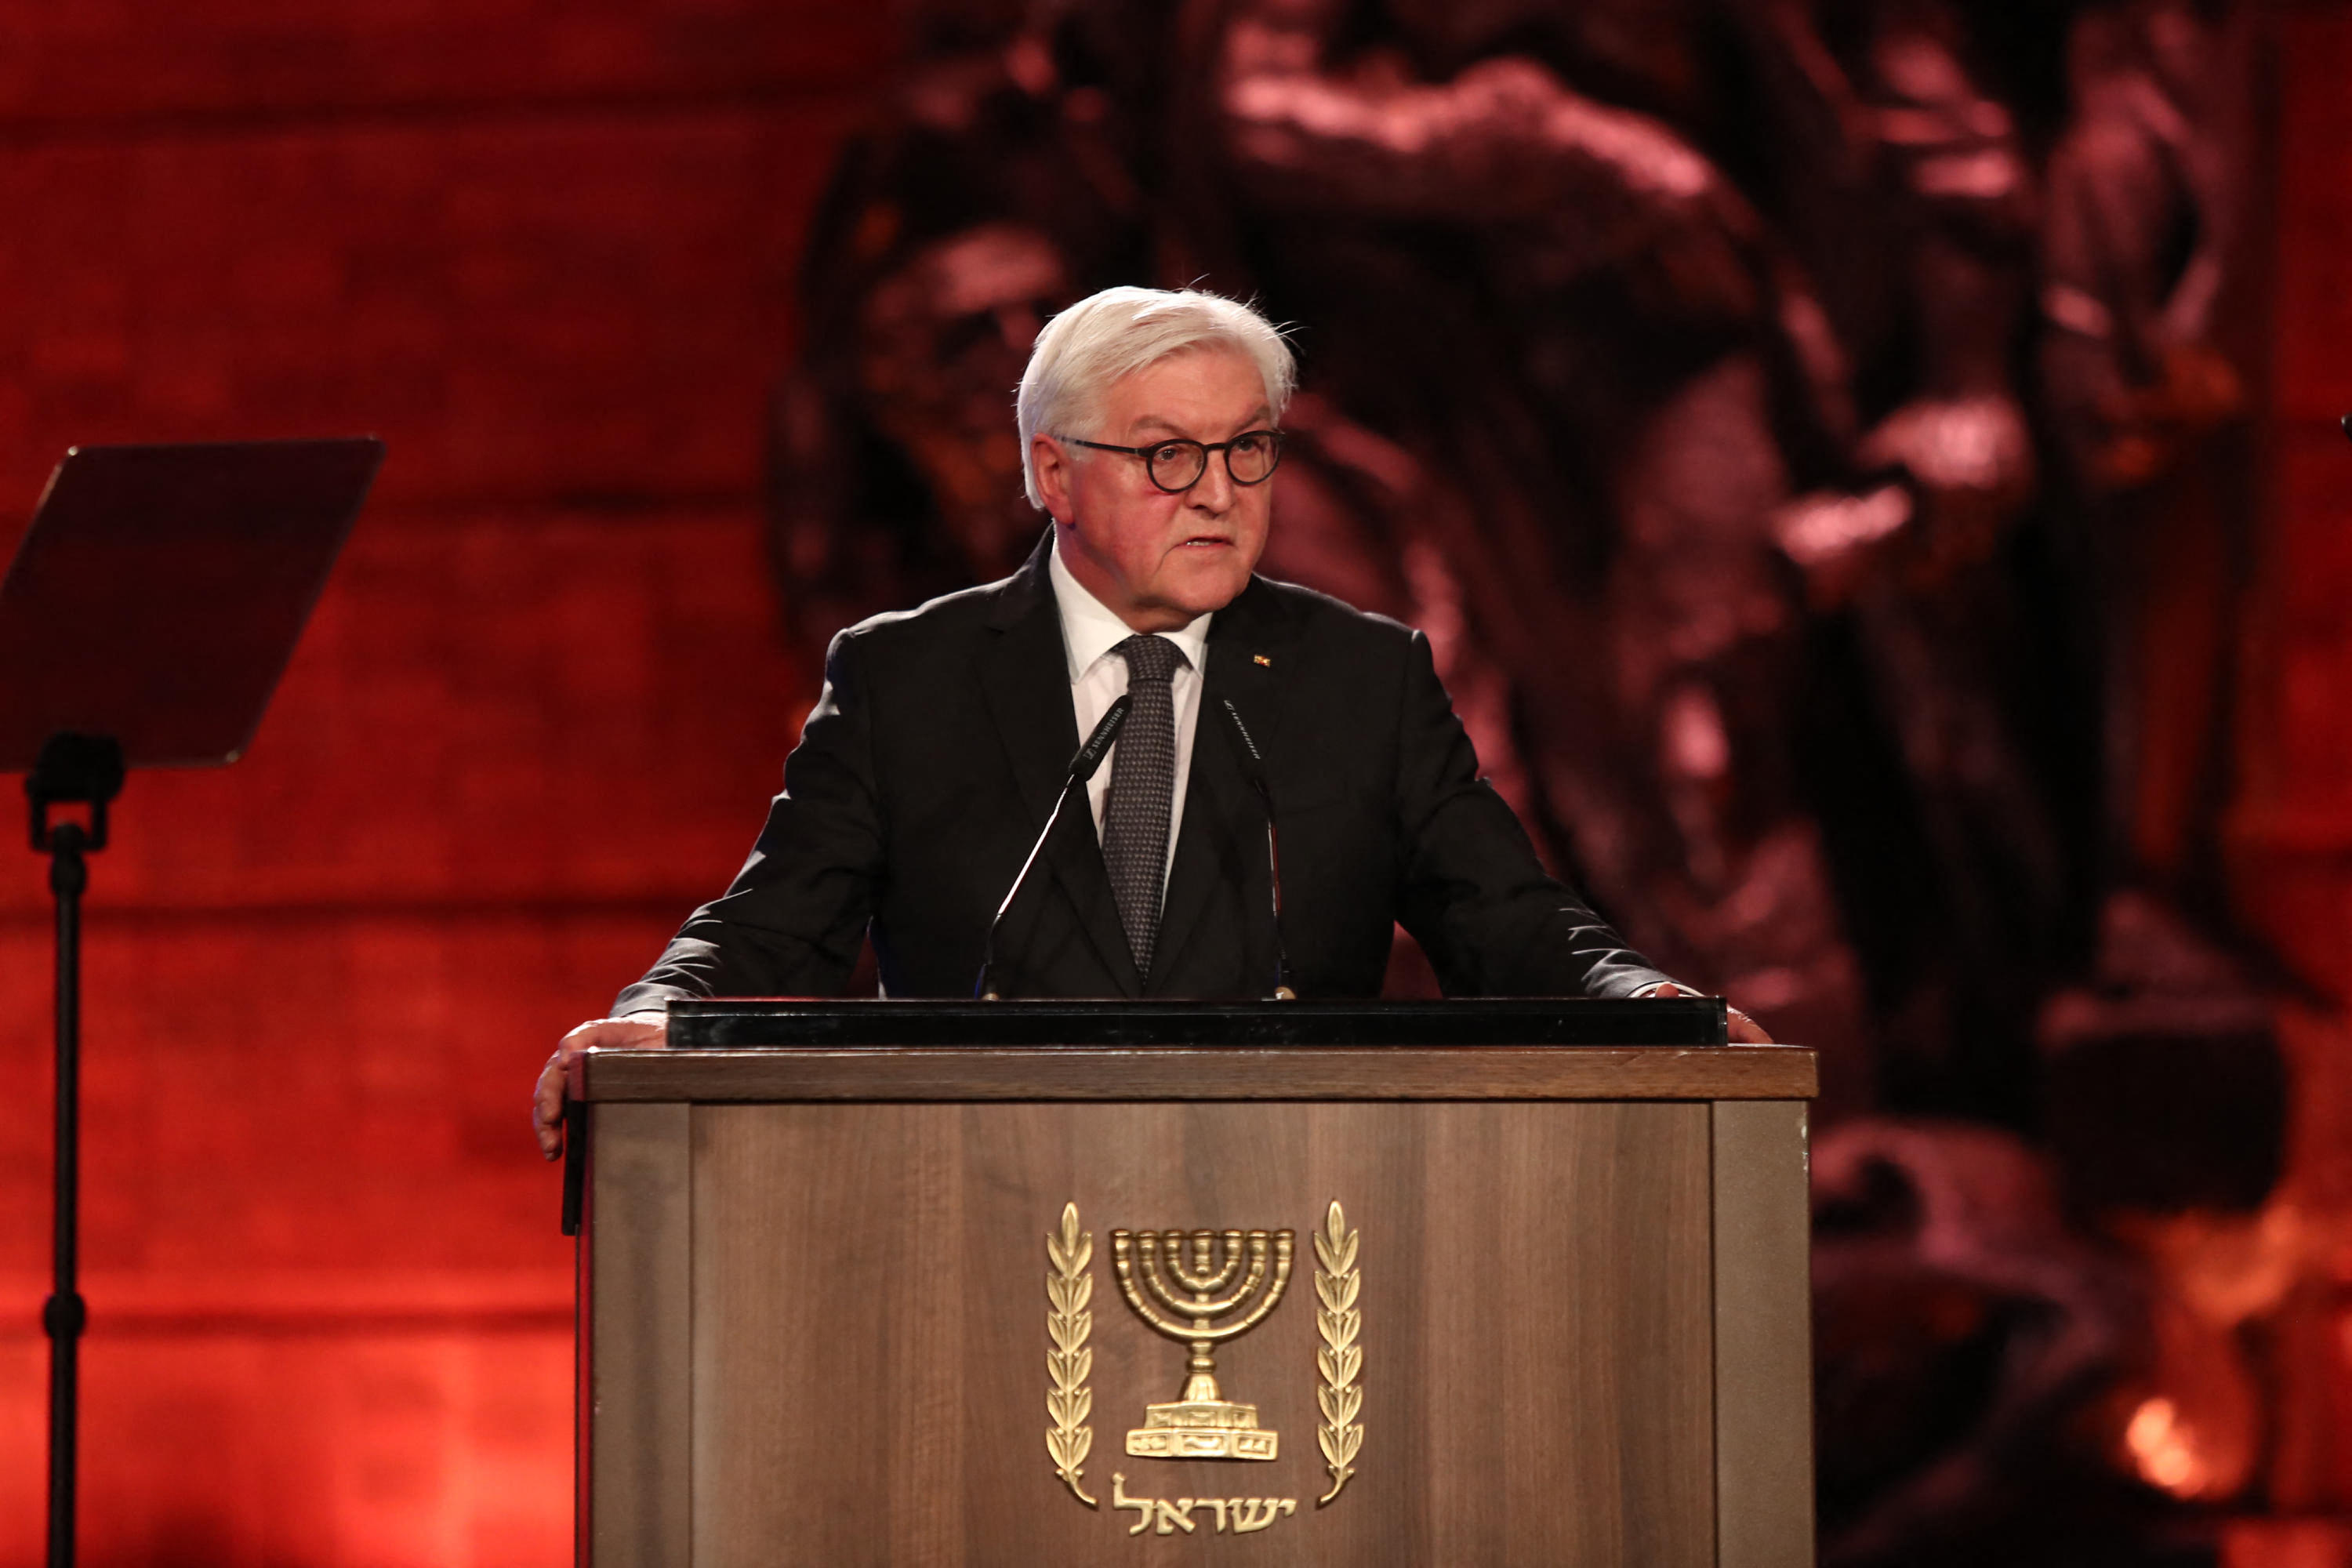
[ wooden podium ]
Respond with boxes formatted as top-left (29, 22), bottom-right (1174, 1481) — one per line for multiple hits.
top-left (568, 1003), bottom-right (1815, 1566)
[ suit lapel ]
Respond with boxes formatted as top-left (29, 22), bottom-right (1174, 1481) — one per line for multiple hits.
top-left (1149, 578), bottom-right (1298, 994)
top-left (980, 533), bottom-right (1144, 996)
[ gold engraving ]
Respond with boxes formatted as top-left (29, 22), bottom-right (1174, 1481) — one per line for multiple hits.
top-left (1110, 1474), bottom-right (1299, 1536)
top-left (1046, 1203), bottom-right (1098, 1507)
top-left (1110, 1227), bottom-right (1295, 1461)
top-left (1313, 1200), bottom-right (1363, 1504)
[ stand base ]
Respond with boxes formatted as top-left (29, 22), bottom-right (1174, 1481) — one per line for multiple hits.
top-left (1127, 1400), bottom-right (1278, 1461)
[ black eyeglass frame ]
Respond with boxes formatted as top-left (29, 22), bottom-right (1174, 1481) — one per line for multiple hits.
top-left (1062, 430), bottom-right (1286, 493)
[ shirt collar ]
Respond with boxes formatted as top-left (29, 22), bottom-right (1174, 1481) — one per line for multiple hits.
top-left (1047, 540), bottom-right (1213, 683)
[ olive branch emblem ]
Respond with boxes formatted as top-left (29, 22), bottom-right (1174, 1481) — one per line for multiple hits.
top-left (1313, 1200), bottom-right (1363, 1504)
top-left (1046, 1202), bottom-right (1098, 1506)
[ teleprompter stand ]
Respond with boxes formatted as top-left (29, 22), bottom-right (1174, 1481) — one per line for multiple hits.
top-left (26, 734), bottom-right (120, 1568)
top-left (0, 439), bottom-right (383, 1568)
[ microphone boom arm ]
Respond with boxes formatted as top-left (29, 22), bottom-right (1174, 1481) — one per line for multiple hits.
top-left (975, 695), bottom-right (1131, 1000)
top-left (1218, 699), bottom-right (1297, 1001)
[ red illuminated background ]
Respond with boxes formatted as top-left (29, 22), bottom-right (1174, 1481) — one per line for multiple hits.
top-left (0, 2), bottom-right (894, 1559)
top-left (0, 0), bottom-right (2348, 1563)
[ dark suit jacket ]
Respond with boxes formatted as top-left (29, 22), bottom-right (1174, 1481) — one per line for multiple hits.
top-left (615, 535), bottom-right (1671, 1007)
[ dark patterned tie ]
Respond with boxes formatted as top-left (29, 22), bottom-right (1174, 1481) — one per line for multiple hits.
top-left (1101, 633), bottom-right (1185, 978)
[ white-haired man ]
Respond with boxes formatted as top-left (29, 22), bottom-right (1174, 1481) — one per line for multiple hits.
top-left (533, 286), bottom-right (1764, 1156)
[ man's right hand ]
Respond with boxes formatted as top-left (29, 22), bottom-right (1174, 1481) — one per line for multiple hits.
top-left (534, 1016), bottom-right (666, 1160)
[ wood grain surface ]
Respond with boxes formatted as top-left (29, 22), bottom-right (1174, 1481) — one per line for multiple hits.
top-left (594, 1098), bottom-right (1725, 1566)
top-left (587, 1103), bottom-right (692, 1568)
top-left (575, 1044), bottom-right (1817, 1104)
top-left (1711, 1102), bottom-right (1816, 1568)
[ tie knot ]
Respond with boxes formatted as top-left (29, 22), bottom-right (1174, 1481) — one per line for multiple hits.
top-left (1115, 633), bottom-right (1185, 685)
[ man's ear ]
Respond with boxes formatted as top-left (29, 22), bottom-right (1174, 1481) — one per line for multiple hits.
top-left (1033, 434), bottom-right (1075, 524)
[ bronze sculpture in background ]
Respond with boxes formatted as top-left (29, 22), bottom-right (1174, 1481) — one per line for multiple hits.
top-left (764, 6), bottom-right (2285, 1553)
top-left (768, 0), bottom-right (2266, 1087)
top-left (1192, 0), bottom-right (1881, 1112)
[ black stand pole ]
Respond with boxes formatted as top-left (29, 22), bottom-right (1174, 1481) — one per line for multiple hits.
top-left (0, 439), bottom-right (379, 1562)
top-left (28, 734), bottom-right (121, 1568)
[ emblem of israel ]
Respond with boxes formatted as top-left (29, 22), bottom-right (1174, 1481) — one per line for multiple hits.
top-left (1045, 1202), bottom-right (1362, 1517)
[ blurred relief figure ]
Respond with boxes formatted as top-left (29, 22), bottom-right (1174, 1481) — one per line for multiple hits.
top-left (769, 11), bottom-right (1145, 645)
top-left (1812, 1118), bottom-right (2158, 1567)
top-left (1197, 0), bottom-right (1879, 1105)
top-left (766, 0), bottom-right (2283, 1557)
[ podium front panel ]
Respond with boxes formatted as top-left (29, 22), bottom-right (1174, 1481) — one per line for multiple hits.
top-left (580, 1047), bottom-right (1813, 1567)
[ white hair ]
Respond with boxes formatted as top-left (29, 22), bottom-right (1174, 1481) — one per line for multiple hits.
top-left (1016, 286), bottom-right (1296, 509)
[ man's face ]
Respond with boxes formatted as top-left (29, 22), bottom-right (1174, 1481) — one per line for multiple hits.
top-left (1034, 346), bottom-right (1275, 632)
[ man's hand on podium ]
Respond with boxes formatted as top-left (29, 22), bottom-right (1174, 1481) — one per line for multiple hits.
top-left (534, 1014), bottom-right (665, 1160)
top-left (1646, 981), bottom-right (1775, 1044)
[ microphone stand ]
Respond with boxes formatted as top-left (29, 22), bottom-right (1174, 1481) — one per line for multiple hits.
top-left (28, 733), bottom-right (122, 1568)
top-left (1218, 701), bottom-right (1296, 1001)
top-left (975, 697), bottom-right (1130, 1000)
top-left (1256, 801), bottom-right (1298, 1001)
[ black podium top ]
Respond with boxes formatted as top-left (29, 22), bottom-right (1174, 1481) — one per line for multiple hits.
top-left (666, 996), bottom-right (1727, 1049)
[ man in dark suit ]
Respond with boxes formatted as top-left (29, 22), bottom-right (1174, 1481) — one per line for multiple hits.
top-left (533, 286), bottom-right (1764, 1157)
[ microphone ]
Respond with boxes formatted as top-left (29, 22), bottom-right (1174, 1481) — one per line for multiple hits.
top-left (1218, 699), bottom-right (1297, 1000)
top-left (975, 695), bottom-right (1131, 1000)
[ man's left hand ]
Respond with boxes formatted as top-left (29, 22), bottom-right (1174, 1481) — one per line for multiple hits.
top-left (1647, 981), bottom-right (1774, 1044)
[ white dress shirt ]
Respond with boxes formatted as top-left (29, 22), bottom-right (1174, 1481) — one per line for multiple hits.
top-left (1048, 543), bottom-right (1211, 885)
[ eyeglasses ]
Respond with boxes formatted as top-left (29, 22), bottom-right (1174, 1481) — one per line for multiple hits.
top-left (1063, 430), bottom-right (1285, 493)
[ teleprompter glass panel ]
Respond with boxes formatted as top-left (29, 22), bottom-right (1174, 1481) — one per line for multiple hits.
top-left (0, 438), bottom-right (383, 771)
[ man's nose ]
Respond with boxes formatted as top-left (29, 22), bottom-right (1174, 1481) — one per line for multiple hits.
top-left (1188, 454), bottom-right (1236, 513)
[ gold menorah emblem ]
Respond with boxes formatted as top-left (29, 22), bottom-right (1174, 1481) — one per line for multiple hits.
top-left (1109, 1227), bottom-right (1296, 1461)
